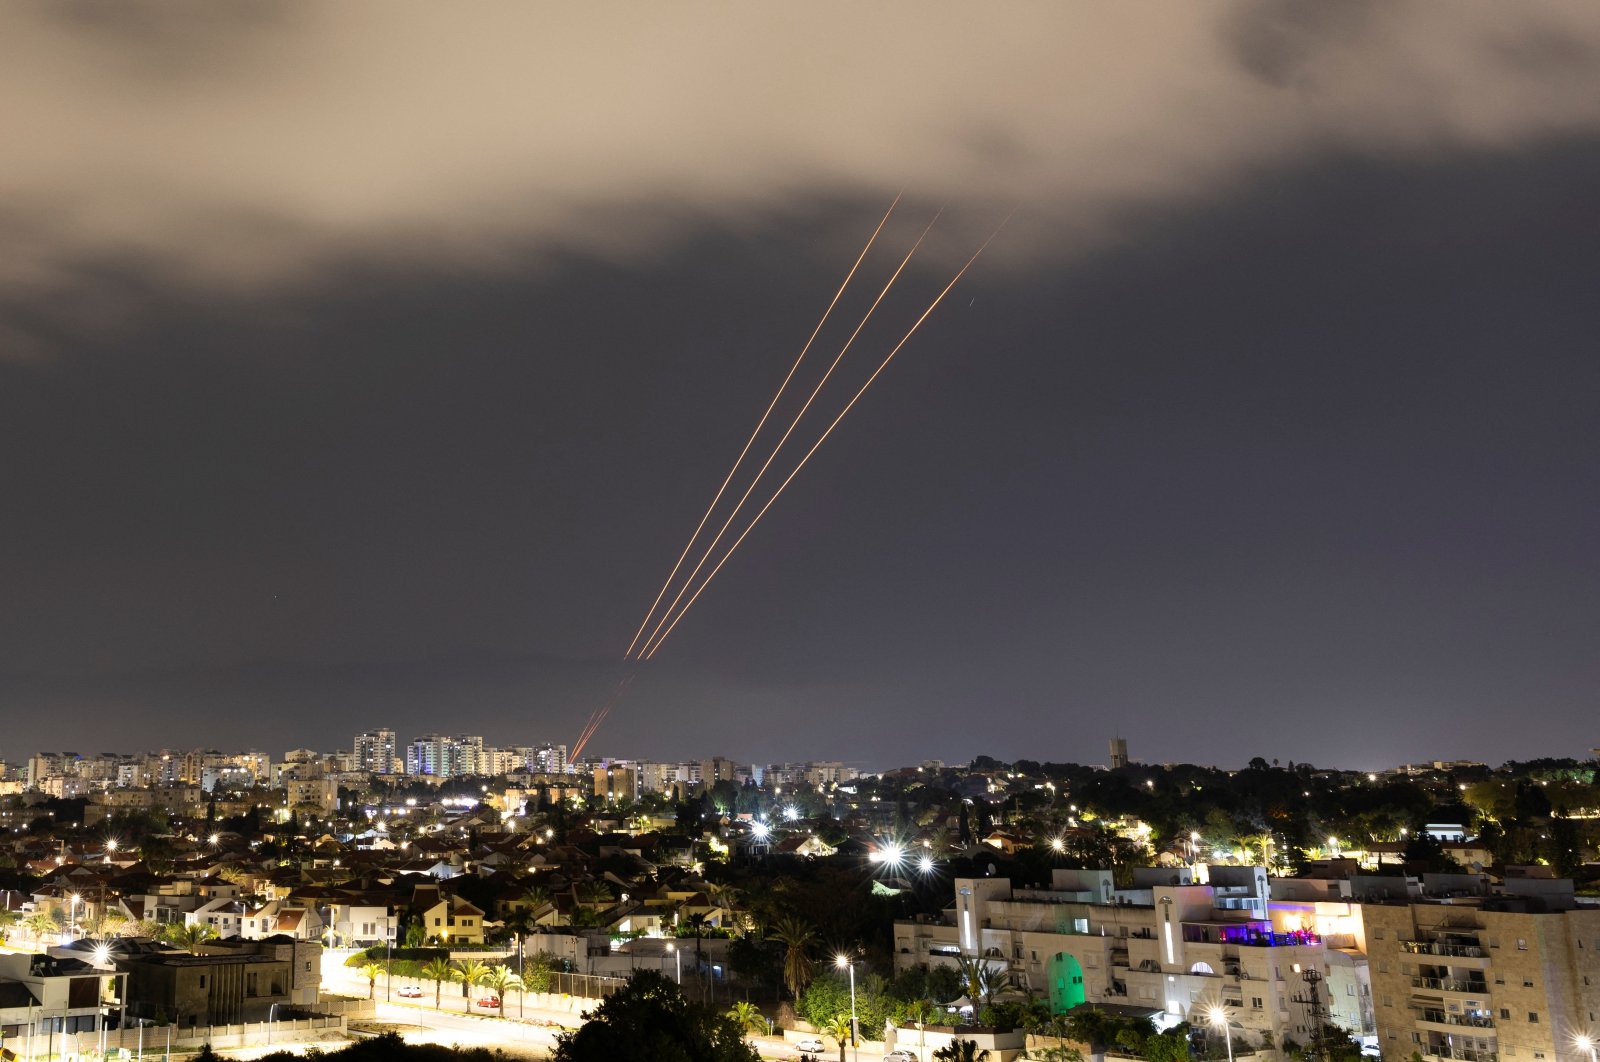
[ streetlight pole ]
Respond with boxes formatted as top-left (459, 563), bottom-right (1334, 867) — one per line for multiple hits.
top-left (385, 914), bottom-right (394, 1003)
top-left (269, 1003), bottom-right (279, 1044)
top-left (836, 955), bottom-right (858, 1060)
top-left (668, 943), bottom-right (680, 985)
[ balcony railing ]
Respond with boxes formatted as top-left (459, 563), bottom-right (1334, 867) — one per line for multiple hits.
top-left (1426, 1047), bottom-right (1497, 1062)
top-left (1418, 1010), bottom-right (1496, 1029)
top-left (1411, 976), bottom-right (1489, 994)
top-left (1402, 940), bottom-right (1487, 958)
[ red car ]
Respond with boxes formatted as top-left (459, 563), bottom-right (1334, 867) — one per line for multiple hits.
top-left (475, 997), bottom-right (500, 1009)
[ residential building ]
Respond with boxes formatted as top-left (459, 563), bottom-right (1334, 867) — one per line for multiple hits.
top-left (1361, 874), bottom-right (1600, 1062)
top-left (353, 729), bottom-right (397, 775)
top-left (895, 867), bottom-right (1342, 1049)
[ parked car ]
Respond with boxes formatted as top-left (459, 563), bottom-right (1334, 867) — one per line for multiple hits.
top-left (475, 996), bottom-right (500, 1009)
top-left (884, 1052), bottom-right (918, 1062)
top-left (795, 1038), bottom-right (825, 1053)
top-left (396, 986), bottom-right (424, 998)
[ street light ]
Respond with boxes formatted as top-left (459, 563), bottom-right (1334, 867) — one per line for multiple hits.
top-left (69, 893), bottom-right (80, 941)
top-left (268, 1003), bottom-right (280, 1044)
top-left (667, 942), bottom-right (680, 984)
top-left (835, 954), bottom-right (858, 1058)
top-left (1573, 1033), bottom-right (1597, 1062)
top-left (1207, 1006), bottom-right (1234, 1062)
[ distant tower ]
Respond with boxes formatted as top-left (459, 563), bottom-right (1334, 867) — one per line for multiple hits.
top-left (1109, 737), bottom-right (1129, 770)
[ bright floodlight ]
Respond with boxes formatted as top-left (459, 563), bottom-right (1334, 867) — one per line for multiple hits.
top-left (879, 843), bottom-right (905, 869)
top-left (1050, 837), bottom-right (1064, 852)
top-left (751, 821), bottom-right (770, 840)
top-left (918, 855), bottom-right (935, 874)
top-left (94, 944), bottom-right (111, 965)
top-left (1207, 1006), bottom-right (1228, 1028)
top-left (1574, 1035), bottom-right (1594, 1053)
top-left (209, 833), bottom-right (220, 845)
top-left (106, 838), bottom-right (118, 851)
top-left (783, 806), bottom-right (800, 821)
top-left (835, 954), bottom-right (849, 969)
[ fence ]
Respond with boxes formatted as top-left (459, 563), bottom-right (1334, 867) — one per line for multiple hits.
top-left (93, 1015), bottom-right (348, 1055)
top-left (544, 971), bottom-right (626, 1000)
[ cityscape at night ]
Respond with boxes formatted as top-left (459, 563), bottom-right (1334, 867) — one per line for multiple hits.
top-left (3, 3), bottom-right (1599, 1061)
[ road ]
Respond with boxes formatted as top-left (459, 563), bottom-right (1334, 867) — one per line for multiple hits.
top-left (319, 949), bottom-right (856, 1060)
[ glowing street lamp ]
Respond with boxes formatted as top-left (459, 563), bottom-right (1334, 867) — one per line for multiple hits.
top-left (917, 855), bottom-right (935, 875)
top-left (667, 942), bottom-right (680, 984)
top-left (835, 954), bottom-right (858, 1057)
top-left (1573, 1033), bottom-right (1597, 1062)
top-left (1208, 1005), bottom-right (1234, 1062)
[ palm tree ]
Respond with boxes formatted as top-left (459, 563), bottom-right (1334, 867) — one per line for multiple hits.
top-left (520, 886), bottom-right (553, 924)
top-left (769, 915), bottom-right (817, 1000)
top-left (502, 908), bottom-right (536, 975)
top-left (453, 958), bottom-right (490, 1001)
top-left (954, 955), bottom-right (1005, 1010)
top-left (23, 911), bottom-right (58, 942)
top-left (421, 957), bottom-right (454, 1009)
top-left (480, 965), bottom-right (524, 1017)
top-left (934, 1039), bottom-right (991, 1062)
top-left (818, 1014), bottom-right (854, 1062)
top-left (359, 962), bottom-right (384, 1000)
top-left (161, 923), bottom-right (218, 953)
top-left (681, 912), bottom-right (710, 1001)
top-left (726, 1000), bottom-right (767, 1037)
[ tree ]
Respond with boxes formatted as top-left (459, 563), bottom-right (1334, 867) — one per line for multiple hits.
top-left (726, 1000), bottom-right (767, 1037)
top-left (453, 958), bottom-right (490, 999)
top-left (934, 1039), bottom-right (991, 1062)
top-left (421, 957), bottom-right (454, 1009)
top-left (769, 915), bottom-right (817, 999)
top-left (23, 911), bottom-right (59, 940)
top-left (818, 1014), bottom-right (854, 1062)
top-left (551, 969), bottom-right (759, 1062)
top-left (954, 956), bottom-right (1006, 1010)
top-left (503, 908), bottom-right (536, 973)
top-left (682, 912), bottom-right (711, 1001)
top-left (161, 923), bottom-right (218, 952)
top-left (481, 965), bottom-right (525, 1017)
top-left (359, 962), bottom-right (385, 1000)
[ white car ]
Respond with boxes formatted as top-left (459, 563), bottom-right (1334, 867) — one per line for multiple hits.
top-left (884, 1052), bottom-right (918, 1062)
top-left (795, 1038), bottom-right (825, 1053)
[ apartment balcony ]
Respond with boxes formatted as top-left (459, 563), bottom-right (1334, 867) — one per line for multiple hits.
top-left (1402, 940), bottom-right (1487, 960)
top-left (1424, 1048), bottom-right (1497, 1062)
top-left (1410, 976), bottom-right (1490, 997)
top-left (1416, 1010), bottom-right (1496, 1034)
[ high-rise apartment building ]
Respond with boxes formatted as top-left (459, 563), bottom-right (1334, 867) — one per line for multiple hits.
top-left (406, 735), bottom-right (457, 777)
top-left (353, 729), bottom-right (397, 775)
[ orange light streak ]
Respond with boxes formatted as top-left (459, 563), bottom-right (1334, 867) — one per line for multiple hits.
top-left (619, 194), bottom-right (902, 659)
top-left (639, 224), bottom-right (1004, 660)
top-left (632, 209), bottom-right (942, 659)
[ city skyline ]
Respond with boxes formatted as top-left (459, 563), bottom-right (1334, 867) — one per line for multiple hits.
top-left (3, 6), bottom-right (1598, 768)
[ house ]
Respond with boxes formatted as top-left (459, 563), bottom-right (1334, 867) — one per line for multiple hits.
top-left (240, 900), bottom-right (323, 941)
top-left (0, 952), bottom-right (126, 1047)
top-left (414, 888), bottom-right (486, 945)
top-left (185, 897), bottom-right (246, 939)
top-left (118, 936), bottom-right (320, 1026)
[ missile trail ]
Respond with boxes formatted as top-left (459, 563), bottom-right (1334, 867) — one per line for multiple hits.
top-left (639, 223), bottom-right (1005, 661)
top-left (619, 194), bottom-right (902, 659)
top-left (571, 672), bottom-right (633, 761)
top-left (632, 209), bottom-right (942, 659)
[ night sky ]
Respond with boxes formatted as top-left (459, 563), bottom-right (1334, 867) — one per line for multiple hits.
top-left (2, 4), bottom-right (1598, 770)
